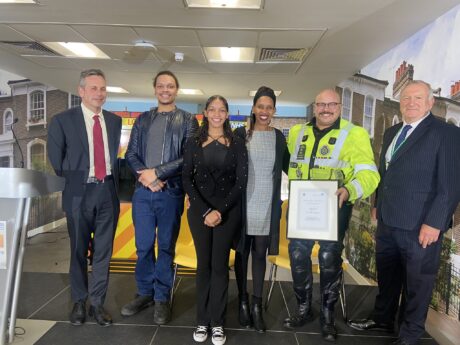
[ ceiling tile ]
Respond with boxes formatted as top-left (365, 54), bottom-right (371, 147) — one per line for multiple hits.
top-left (70, 59), bottom-right (121, 71)
top-left (134, 27), bottom-right (200, 46)
top-left (21, 56), bottom-right (80, 69)
top-left (207, 62), bottom-right (299, 74)
top-left (258, 30), bottom-right (325, 48)
top-left (9, 24), bottom-right (84, 42)
top-left (96, 44), bottom-right (160, 62)
top-left (114, 59), bottom-right (164, 73)
top-left (72, 25), bottom-right (140, 45)
top-left (0, 24), bottom-right (32, 41)
top-left (196, 29), bottom-right (258, 47)
top-left (154, 46), bottom-right (206, 63)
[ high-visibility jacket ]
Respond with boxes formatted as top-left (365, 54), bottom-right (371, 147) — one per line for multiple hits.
top-left (287, 118), bottom-right (380, 202)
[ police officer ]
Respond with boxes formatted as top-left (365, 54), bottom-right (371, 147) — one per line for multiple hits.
top-left (283, 89), bottom-right (380, 342)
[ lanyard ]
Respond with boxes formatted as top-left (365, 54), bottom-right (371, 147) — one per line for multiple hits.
top-left (390, 126), bottom-right (409, 158)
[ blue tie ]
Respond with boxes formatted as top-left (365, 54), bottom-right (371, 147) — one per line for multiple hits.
top-left (394, 124), bottom-right (412, 152)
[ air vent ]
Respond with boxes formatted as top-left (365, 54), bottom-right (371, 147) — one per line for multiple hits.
top-left (258, 48), bottom-right (308, 62)
top-left (0, 41), bottom-right (60, 56)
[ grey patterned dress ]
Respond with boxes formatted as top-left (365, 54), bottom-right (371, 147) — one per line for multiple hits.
top-left (246, 130), bottom-right (276, 236)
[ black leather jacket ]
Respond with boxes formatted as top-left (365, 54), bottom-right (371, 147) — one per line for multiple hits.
top-left (125, 107), bottom-right (198, 195)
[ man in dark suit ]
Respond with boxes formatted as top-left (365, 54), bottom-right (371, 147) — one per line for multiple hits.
top-left (47, 69), bottom-right (122, 327)
top-left (349, 80), bottom-right (460, 344)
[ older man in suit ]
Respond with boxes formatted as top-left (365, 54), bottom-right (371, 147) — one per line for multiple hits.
top-left (47, 69), bottom-right (122, 327)
top-left (349, 80), bottom-right (460, 345)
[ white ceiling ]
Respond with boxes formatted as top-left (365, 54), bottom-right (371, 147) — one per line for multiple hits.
top-left (0, 0), bottom-right (458, 105)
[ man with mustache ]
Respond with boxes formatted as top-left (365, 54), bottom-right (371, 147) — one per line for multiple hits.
top-left (122, 71), bottom-right (198, 324)
top-left (283, 89), bottom-right (380, 342)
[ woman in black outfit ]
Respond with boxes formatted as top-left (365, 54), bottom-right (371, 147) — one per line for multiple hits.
top-left (182, 95), bottom-right (248, 345)
top-left (234, 86), bottom-right (287, 332)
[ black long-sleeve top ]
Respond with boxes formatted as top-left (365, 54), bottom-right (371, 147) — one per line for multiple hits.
top-left (182, 135), bottom-right (248, 218)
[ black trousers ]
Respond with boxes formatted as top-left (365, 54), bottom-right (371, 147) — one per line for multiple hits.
top-left (373, 220), bottom-right (443, 343)
top-left (188, 204), bottom-right (240, 327)
top-left (66, 181), bottom-right (119, 306)
top-left (288, 203), bottom-right (352, 308)
top-left (235, 235), bottom-right (270, 300)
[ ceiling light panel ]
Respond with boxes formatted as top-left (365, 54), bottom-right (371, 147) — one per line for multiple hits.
top-left (179, 89), bottom-right (204, 95)
top-left (184, 0), bottom-right (263, 9)
top-left (107, 86), bottom-right (129, 94)
top-left (43, 42), bottom-right (110, 59)
top-left (0, 0), bottom-right (38, 3)
top-left (249, 90), bottom-right (282, 97)
top-left (204, 47), bottom-right (255, 63)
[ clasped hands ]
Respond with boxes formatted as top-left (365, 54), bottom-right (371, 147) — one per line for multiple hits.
top-left (137, 169), bottom-right (165, 192)
top-left (185, 195), bottom-right (222, 228)
top-left (204, 210), bottom-right (222, 227)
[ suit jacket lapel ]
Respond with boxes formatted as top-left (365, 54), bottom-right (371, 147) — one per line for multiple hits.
top-left (380, 124), bottom-right (400, 169)
top-left (103, 111), bottom-right (119, 166)
top-left (391, 114), bottom-right (433, 163)
top-left (75, 107), bottom-right (89, 156)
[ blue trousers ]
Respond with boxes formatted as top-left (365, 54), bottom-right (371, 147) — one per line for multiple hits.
top-left (132, 188), bottom-right (184, 302)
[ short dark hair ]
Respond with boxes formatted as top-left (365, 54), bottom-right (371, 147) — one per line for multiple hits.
top-left (79, 69), bottom-right (105, 87)
top-left (153, 70), bottom-right (179, 88)
top-left (253, 86), bottom-right (276, 107)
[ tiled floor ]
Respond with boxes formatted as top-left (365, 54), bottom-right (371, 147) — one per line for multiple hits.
top-left (14, 272), bottom-right (438, 345)
top-left (9, 227), bottom-right (457, 344)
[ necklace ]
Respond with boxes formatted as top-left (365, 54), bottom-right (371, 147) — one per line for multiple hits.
top-left (208, 134), bottom-right (224, 141)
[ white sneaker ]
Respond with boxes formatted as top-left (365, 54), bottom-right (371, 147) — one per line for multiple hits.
top-left (211, 326), bottom-right (226, 345)
top-left (193, 325), bottom-right (208, 342)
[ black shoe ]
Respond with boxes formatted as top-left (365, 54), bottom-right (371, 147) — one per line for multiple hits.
top-left (392, 339), bottom-right (412, 345)
top-left (70, 301), bottom-right (86, 326)
top-left (238, 300), bottom-right (253, 328)
top-left (251, 303), bottom-right (266, 333)
top-left (320, 309), bottom-right (337, 342)
top-left (89, 305), bottom-right (112, 327)
top-left (348, 318), bottom-right (394, 333)
top-left (283, 303), bottom-right (314, 329)
top-left (121, 294), bottom-right (154, 316)
top-left (154, 301), bottom-right (171, 325)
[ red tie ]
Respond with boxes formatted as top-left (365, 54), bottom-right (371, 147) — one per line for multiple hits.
top-left (93, 115), bottom-right (106, 180)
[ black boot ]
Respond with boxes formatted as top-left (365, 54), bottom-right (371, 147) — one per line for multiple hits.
top-left (320, 292), bottom-right (337, 342)
top-left (238, 295), bottom-right (253, 328)
top-left (284, 242), bottom-right (315, 329)
top-left (320, 307), bottom-right (337, 342)
top-left (283, 300), bottom-right (314, 329)
top-left (318, 249), bottom-right (343, 342)
top-left (251, 296), bottom-right (266, 333)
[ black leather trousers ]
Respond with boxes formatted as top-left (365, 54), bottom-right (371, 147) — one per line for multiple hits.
top-left (288, 203), bottom-right (353, 311)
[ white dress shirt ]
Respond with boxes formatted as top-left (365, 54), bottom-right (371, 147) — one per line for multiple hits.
top-left (385, 112), bottom-right (430, 166)
top-left (81, 103), bottom-right (111, 177)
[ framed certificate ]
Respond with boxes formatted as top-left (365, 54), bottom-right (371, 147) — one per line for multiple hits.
top-left (287, 180), bottom-right (339, 241)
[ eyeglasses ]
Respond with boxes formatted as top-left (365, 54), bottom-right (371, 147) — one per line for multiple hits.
top-left (315, 102), bottom-right (341, 109)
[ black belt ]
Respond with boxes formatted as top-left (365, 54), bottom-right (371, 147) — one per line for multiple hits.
top-left (86, 175), bottom-right (113, 184)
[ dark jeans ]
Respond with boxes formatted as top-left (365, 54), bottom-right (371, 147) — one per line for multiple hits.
top-left (235, 235), bottom-right (270, 299)
top-left (288, 203), bottom-right (352, 308)
top-left (132, 188), bottom-right (184, 302)
top-left (373, 220), bottom-right (443, 343)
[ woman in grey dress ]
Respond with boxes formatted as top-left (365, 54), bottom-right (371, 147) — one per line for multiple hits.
top-left (234, 86), bottom-right (287, 332)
